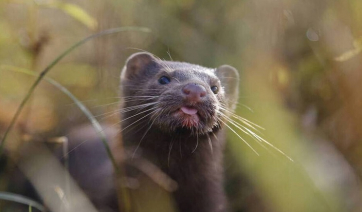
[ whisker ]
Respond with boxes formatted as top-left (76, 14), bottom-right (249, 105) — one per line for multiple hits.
top-left (172, 77), bottom-right (180, 83)
top-left (219, 111), bottom-right (263, 135)
top-left (220, 113), bottom-right (274, 155)
top-left (91, 99), bottom-right (155, 112)
top-left (94, 102), bottom-right (157, 119)
top-left (92, 101), bottom-right (120, 108)
top-left (149, 108), bottom-right (163, 120)
top-left (219, 106), bottom-right (265, 130)
top-left (179, 139), bottom-right (183, 158)
top-left (132, 109), bottom-right (162, 159)
top-left (168, 138), bottom-right (175, 167)
top-left (71, 107), bottom-right (156, 154)
top-left (166, 48), bottom-right (173, 61)
top-left (244, 130), bottom-right (293, 161)
top-left (68, 106), bottom-right (156, 154)
top-left (122, 95), bottom-right (159, 98)
top-left (220, 113), bottom-right (293, 161)
top-left (235, 103), bottom-right (254, 113)
top-left (65, 97), bottom-right (121, 106)
top-left (218, 118), bottom-right (259, 156)
top-left (207, 134), bottom-right (213, 154)
top-left (120, 86), bottom-right (163, 91)
top-left (121, 97), bottom-right (158, 104)
top-left (120, 118), bottom-right (149, 137)
top-left (121, 96), bottom-right (159, 100)
top-left (192, 134), bottom-right (199, 153)
top-left (65, 123), bottom-right (121, 156)
top-left (120, 102), bottom-right (158, 111)
top-left (120, 107), bottom-right (157, 127)
top-left (212, 132), bottom-right (218, 141)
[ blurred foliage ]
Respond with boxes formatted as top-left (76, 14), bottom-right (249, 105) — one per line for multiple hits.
top-left (38, 1), bottom-right (98, 30)
top-left (1, 0), bottom-right (362, 212)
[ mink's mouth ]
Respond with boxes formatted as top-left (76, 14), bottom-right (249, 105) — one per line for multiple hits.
top-left (172, 106), bottom-right (201, 128)
top-left (153, 99), bottom-right (218, 134)
top-left (180, 106), bottom-right (198, 115)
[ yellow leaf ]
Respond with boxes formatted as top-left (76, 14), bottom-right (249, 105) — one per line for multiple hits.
top-left (335, 48), bottom-right (361, 62)
top-left (335, 37), bottom-right (362, 62)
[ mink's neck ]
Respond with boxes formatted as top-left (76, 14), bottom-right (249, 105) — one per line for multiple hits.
top-left (122, 124), bottom-right (228, 212)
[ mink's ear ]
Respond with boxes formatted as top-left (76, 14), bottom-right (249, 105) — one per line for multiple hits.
top-left (215, 65), bottom-right (240, 111)
top-left (121, 52), bottom-right (157, 80)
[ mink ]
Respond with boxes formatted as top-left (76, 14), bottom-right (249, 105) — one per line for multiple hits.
top-left (119, 52), bottom-right (239, 212)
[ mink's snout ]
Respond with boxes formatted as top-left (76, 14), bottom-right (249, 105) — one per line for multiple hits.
top-left (182, 83), bottom-right (207, 103)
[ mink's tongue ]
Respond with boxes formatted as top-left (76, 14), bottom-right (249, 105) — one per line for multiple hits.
top-left (180, 106), bottom-right (198, 115)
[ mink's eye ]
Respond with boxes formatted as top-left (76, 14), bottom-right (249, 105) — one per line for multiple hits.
top-left (158, 76), bottom-right (171, 85)
top-left (211, 86), bottom-right (219, 94)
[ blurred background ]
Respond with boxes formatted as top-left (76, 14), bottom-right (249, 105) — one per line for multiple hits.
top-left (1, 0), bottom-right (362, 211)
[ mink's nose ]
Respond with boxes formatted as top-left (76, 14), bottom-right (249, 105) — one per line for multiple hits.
top-left (182, 83), bottom-right (207, 102)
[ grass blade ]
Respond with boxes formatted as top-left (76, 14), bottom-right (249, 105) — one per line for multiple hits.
top-left (0, 26), bottom-right (150, 152)
top-left (0, 192), bottom-right (45, 212)
top-left (0, 65), bottom-right (133, 211)
top-left (1, 65), bottom-right (119, 172)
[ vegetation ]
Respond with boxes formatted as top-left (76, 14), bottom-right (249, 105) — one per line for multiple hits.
top-left (1, 0), bottom-right (362, 211)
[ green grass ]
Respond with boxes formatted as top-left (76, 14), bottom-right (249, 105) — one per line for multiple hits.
top-left (0, 26), bottom-right (151, 212)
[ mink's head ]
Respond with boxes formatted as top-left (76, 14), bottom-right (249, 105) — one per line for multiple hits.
top-left (120, 52), bottom-right (239, 135)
